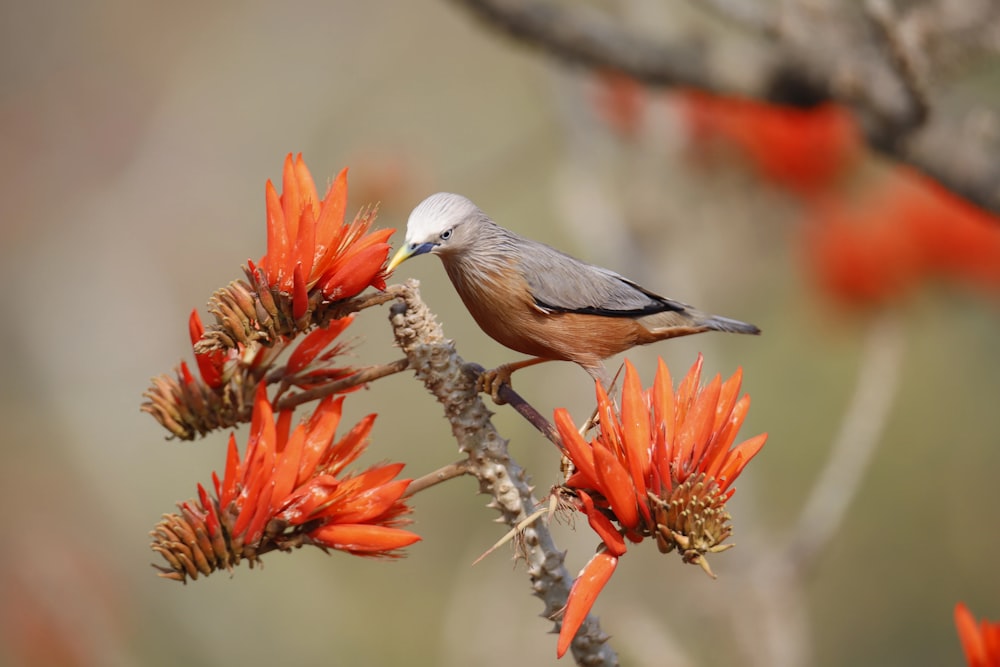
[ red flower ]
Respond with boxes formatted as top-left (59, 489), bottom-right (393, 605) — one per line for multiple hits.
top-left (258, 153), bottom-right (395, 321)
top-left (955, 603), bottom-right (1000, 667)
top-left (151, 385), bottom-right (420, 581)
top-left (553, 356), bottom-right (766, 658)
top-left (186, 309), bottom-right (231, 390)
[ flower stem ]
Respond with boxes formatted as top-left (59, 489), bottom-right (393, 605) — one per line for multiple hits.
top-left (275, 358), bottom-right (409, 411)
top-left (404, 459), bottom-right (474, 497)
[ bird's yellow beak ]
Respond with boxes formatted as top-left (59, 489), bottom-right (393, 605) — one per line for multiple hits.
top-left (387, 245), bottom-right (413, 274)
top-left (387, 242), bottom-right (435, 274)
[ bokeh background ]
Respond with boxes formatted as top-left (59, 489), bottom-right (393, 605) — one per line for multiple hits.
top-left (1, 1), bottom-right (998, 665)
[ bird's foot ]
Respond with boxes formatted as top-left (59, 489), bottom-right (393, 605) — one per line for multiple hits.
top-left (476, 364), bottom-right (514, 405)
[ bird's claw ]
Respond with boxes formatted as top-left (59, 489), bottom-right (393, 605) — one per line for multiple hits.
top-left (476, 366), bottom-right (513, 404)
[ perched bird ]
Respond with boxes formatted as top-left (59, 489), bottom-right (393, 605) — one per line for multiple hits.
top-left (387, 193), bottom-right (759, 397)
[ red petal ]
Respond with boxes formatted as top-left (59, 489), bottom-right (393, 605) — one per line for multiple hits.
top-left (713, 394), bottom-right (750, 455)
top-left (652, 358), bottom-right (676, 492)
top-left (319, 243), bottom-right (391, 301)
top-left (286, 315), bottom-right (354, 376)
top-left (281, 153), bottom-right (301, 250)
top-left (292, 263), bottom-right (309, 322)
top-left (554, 408), bottom-right (598, 488)
top-left (295, 203), bottom-right (317, 287)
top-left (293, 154), bottom-right (320, 217)
top-left (276, 474), bottom-right (341, 523)
top-left (556, 552), bottom-right (618, 658)
top-left (263, 178), bottom-right (289, 289)
top-left (298, 395), bottom-right (344, 484)
top-left (313, 168), bottom-right (349, 273)
top-left (716, 433), bottom-right (767, 493)
top-left (620, 360), bottom-right (651, 522)
top-left (675, 373), bottom-right (720, 479)
top-left (219, 432), bottom-right (241, 508)
top-left (271, 417), bottom-right (305, 507)
top-left (322, 413), bottom-right (375, 476)
top-left (955, 603), bottom-right (990, 667)
top-left (179, 361), bottom-right (196, 387)
top-left (191, 323), bottom-right (225, 388)
top-left (713, 367), bottom-right (742, 434)
top-left (309, 523), bottom-right (421, 554)
top-left (244, 384), bottom-right (274, 477)
top-left (675, 354), bottom-right (704, 431)
top-left (593, 441), bottom-right (639, 530)
top-left (321, 477), bottom-right (410, 523)
top-left (578, 491), bottom-right (627, 556)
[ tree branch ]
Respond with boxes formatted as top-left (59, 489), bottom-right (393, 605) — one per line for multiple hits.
top-left (451, 0), bottom-right (1000, 215)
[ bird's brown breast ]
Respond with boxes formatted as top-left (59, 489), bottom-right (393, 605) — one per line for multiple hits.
top-left (443, 258), bottom-right (644, 367)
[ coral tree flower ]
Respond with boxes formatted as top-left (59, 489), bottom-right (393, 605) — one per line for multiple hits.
top-left (150, 385), bottom-right (419, 582)
top-left (258, 153), bottom-right (395, 322)
top-left (956, 603), bottom-right (1000, 667)
top-left (198, 154), bottom-right (395, 353)
top-left (553, 355), bottom-right (766, 658)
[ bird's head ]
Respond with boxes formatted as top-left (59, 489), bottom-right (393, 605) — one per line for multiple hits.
top-left (387, 193), bottom-right (483, 272)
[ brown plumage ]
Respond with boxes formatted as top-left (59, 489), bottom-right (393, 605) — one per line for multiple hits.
top-left (387, 193), bottom-right (759, 392)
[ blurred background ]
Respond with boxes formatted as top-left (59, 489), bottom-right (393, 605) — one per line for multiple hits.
top-left (1, 1), bottom-right (998, 665)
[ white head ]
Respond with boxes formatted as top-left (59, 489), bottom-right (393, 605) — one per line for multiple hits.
top-left (387, 193), bottom-right (489, 271)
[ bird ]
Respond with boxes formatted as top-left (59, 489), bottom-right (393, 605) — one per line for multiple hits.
top-left (387, 193), bottom-right (759, 399)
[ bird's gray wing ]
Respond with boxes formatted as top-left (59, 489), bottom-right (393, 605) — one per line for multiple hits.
top-left (516, 238), bottom-right (690, 317)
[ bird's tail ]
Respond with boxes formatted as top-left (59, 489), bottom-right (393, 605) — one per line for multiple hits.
top-left (699, 313), bottom-right (761, 335)
top-left (638, 309), bottom-right (761, 341)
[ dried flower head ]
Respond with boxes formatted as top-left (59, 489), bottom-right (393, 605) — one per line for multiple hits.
top-left (553, 355), bottom-right (766, 658)
top-left (141, 313), bottom-right (357, 440)
top-left (150, 385), bottom-right (420, 582)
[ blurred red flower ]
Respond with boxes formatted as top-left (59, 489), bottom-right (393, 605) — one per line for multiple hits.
top-left (151, 385), bottom-right (420, 582)
top-left (955, 603), bottom-right (1000, 667)
top-left (802, 168), bottom-right (1000, 308)
top-left (677, 90), bottom-right (861, 194)
top-left (553, 356), bottom-right (766, 657)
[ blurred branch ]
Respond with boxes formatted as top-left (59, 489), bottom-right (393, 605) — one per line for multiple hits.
top-left (785, 312), bottom-right (905, 571)
top-left (452, 0), bottom-right (1000, 215)
top-left (388, 280), bottom-right (618, 666)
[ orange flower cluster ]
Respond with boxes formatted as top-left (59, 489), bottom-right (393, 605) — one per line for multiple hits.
top-left (198, 154), bottom-right (394, 352)
top-left (151, 385), bottom-right (419, 582)
top-left (956, 603), bottom-right (1000, 667)
top-left (258, 154), bottom-right (394, 321)
top-left (802, 169), bottom-right (1000, 307)
top-left (553, 356), bottom-right (766, 657)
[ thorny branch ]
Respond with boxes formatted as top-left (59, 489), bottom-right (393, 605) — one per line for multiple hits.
top-left (452, 0), bottom-right (1000, 215)
top-left (465, 362), bottom-right (564, 449)
top-left (388, 280), bottom-right (618, 666)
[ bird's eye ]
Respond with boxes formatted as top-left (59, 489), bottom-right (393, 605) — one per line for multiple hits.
top-left (440, 229), bottom-right (453, 241)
